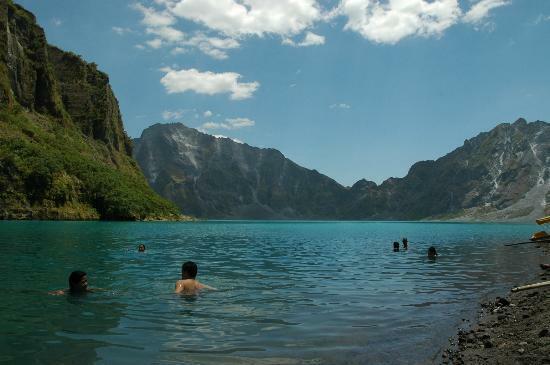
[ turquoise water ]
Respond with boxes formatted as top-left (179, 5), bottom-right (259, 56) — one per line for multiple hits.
top-left (0, 221), bottom-right (544, 364)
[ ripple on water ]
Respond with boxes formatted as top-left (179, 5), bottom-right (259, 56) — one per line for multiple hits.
top-left (0, 221), bottom-right (541, 364)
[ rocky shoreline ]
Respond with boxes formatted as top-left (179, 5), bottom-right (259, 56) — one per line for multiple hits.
top-left (443, 259), bottom-right (550, 364)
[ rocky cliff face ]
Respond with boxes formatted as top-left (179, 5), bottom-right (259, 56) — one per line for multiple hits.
top-left (0, 0), bottom-right (180, 220)
top-left (135, 119), bottom-right (549, 221)
top-left (0, 1), bottom-right (63, 115)
top-left (134, 123), bottom-right (348, 218)
top-left (346, 118), bottom-right (550, 221)
top-left (48, 46), bottom-right (131, 155)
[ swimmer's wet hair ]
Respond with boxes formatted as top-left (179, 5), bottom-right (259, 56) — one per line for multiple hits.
top-left (182, 261), bottom-right (198, 279)
top-left (69, 270), bottom-right (86, 289)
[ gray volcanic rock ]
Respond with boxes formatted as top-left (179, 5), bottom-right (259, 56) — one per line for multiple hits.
top-left (135, 119), bottom-right (549, 221)
top-left (134, 123), bottom-right (349, 219)
top-left (344, 118), bottom-right (550, 221)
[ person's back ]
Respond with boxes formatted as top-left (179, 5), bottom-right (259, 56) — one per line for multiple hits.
top-left (175, 278), bottom-right (206, 293)
top-left (175, 261), bottom-right (215, 294)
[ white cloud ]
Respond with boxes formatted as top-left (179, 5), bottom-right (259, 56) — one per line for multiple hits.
top-left (534, 14), bottom-right (550, 25)
top-left (463, 0), bottom-right (510, 24)
top-left (160, 68), bottom-right (260, 100)
top-left (203, 110), bottom-right (213, 117)
top-left (133, 0), bottom-right (513, 54)
top-left (283, 31), bottom-right (326, 47)
top-left (51, 18), bottom-right (62, 27)
top-left (112, 26), bottom-right (134, 35)
top-left (168, 0), bottom-right (322, 38)
top-left (133, 3), bottom-right (240, 59)
top-left (201, 122), bottom-right (222, 129)
top-left (330, 103), bottom-right (351, 109)
top-left (186, 33), bottom-right (240, 59)
top-left (133, 3), bottom-right (175, 27)
top-left (201, 117), bottom-right (255, 130)
top-left (135, 44), bottom-right (146, 50)
top-left (339, 0), bottom-right (462, 44)
top-left (225, 117), bottom-right (255, 128)
top-left (170, 47), bottom-right (186, 55)
top-left (146, 38), bottom-right (163, 49)
top-left (146, 26), bottom-right (185, 42)
top-left (162, 109), bottom-right (186, 120)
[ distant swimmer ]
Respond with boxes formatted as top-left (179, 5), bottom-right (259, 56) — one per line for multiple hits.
top-left (427, 246), bottom-right (438, 258)
top-left (49, 271), bottom-right (95, 295)
top-left (175, 261), bottom-right (216, 294)
top-left (138, 244), bottom-right (146, 252)
top-left (393, 242), bottom-right (400, 252)
top-left (402, 237), bottom-right (408, 250)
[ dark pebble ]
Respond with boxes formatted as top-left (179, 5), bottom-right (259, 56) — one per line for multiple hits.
top-left (496, 297), bottom-right (510, 307)
top-left (498, 315), bottom-right (506, 320)
top-left (522, 314), bottom-right (530, 319)
top-left (539, 329), bottom-right (550, 337)
top-left (483, 340), bottom-right (493, 348)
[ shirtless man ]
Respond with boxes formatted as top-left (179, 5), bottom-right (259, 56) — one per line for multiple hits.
top-left (49, 271), bottom-right (93, 295)
top-left (175, 261), bottom-right (216, 294)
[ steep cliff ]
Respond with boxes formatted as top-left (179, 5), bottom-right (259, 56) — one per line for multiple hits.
top-left (47, 45), bottom-right (131, 155)
top-left (0, 0), bottom-right (180, 220)
top-left (0, 1), bottom-right (63, 115)
top-left (135, 119), bottom-right (549, 221)
top-left (134, 123), bottom-right (348, 219)
top-left (345, 118), bottom-right (550, 221)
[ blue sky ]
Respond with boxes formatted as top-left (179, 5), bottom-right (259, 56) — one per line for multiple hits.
top-left (18, 0), bottom-right (550, 186)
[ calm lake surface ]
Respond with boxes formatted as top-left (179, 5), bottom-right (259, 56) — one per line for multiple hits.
top-left (0, 221), bottom-right (544, 364)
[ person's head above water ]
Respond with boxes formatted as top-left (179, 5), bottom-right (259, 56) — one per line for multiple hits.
top-left (182, 261), bottom-right (198, 279)
top-left (393, 241), bottom-right (400, 252)
top-left (68, 271), bottom-right (88, 292)
top-left (427, 246), bottom-right (438, 258)
top-left (138, 244), bottom-right (146, 252)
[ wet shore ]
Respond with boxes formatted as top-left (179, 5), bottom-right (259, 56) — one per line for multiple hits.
top-left (443, 258), bottom-right (550, 364)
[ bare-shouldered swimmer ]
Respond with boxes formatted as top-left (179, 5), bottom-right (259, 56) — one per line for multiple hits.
top-left (175, 261), bottom-right (216, 294)
top-left (49, 271), bottom-right (97, 295)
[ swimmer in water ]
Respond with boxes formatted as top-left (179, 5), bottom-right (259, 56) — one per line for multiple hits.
top-left (402, 237), bottom-right (408, 250)
top-left (138, 244), bottom-right (146, 252)
top-left (49, 271), bottom-right (95, 295)
top-left (427, 246), bottom-right (438, 258)
top-left (393, 241), bottom-right (400, 252)
top-left (175, 261), bottom-right (216, 294)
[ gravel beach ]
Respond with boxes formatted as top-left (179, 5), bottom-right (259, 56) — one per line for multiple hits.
top-left (443, 247), bottom-right (550, 365)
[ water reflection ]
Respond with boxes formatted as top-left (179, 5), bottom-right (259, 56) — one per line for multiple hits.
top-left (0, 221), bottom-right (542, 364)
top-left (0, 222), bottom-right (126, 364)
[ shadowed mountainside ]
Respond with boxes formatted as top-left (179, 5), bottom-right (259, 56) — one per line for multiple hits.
top-left (134, 123), bottom-right (348, 219)
top-left (134, 119), bottom-right (549, 221)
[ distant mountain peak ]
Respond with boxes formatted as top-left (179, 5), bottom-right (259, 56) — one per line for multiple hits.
top-left (134, 119), bottom-right (549, 221)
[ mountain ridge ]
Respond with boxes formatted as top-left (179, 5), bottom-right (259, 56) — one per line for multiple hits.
top-left (134, 118), bottom-right (549, 221)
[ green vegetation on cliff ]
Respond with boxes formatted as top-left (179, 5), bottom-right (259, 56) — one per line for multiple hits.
top-left (0, 0), bottom-right (181, 220)
top-left (0, 107), bottom-right (180, 220)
